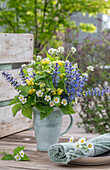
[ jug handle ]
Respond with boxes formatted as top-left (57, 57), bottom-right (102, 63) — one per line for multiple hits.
top-left (60, 115), bottom-right (73, 137)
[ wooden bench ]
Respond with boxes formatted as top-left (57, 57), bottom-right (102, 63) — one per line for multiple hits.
top-left (0, 33), bottom-right (34, 138)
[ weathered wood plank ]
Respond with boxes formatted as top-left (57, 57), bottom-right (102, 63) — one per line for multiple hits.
top-left (0, 106), bottom-right (33, 138)
top-left (0, 69), bottom-right (22, 101)
top-left (0, 33), bottom-right (33, 64)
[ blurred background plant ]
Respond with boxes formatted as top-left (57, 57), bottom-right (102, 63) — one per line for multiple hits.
top-left (65, 29), bottom-right (110, 134)
top-left (0, 0), bottom-right (110, 55)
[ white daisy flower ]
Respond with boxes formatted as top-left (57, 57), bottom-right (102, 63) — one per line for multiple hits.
top-left (31, 60), bottom-right (36, 65)
top-left (19, 94), bottom-right (24, 101)
top-left (44, 95), bottom-right (51, 102)
top-left (53, 97), bottom-right (59, 103)
top-left (69, 136), bottom-right (74, 143)
top-left (36, 90), bottom-right (43, 97)
top-left (50, 101), bottom-right (55, 107)
top-left (78, 138), bottom-right (86, 144)
top-left (82, 73), bottom-right (88, 78)
top-left (14, 154), bottom-right (21, 161)
top-left (57, 46), bottom-right (64, 54)
top-left (87, 65), bottom-right (94, 71)
top-left (19, 150), bottom-right (25, 158)
top-left (21, 98), bottom-right (27, 104)
top-left (71, 47), bottom-right (76, 54)
top-left (36, 55), bottom-right (42, 61)
top-left (87, 143), bottom-right (94, 150)
top-left (73, 142), bottom-right (82, 149)
top-left (61, 99), bottom-right (67, 106)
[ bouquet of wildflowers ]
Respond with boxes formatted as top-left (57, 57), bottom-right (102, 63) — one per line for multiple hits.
top-left (2, 47), bottom-right (110, 119)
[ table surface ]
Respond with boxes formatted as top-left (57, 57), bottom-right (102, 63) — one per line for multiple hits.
top-left (0, 129), bottom-right (110, 170)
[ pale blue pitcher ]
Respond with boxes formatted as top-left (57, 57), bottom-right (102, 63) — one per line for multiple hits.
top-left (33, 107), bottom-right (73, 151)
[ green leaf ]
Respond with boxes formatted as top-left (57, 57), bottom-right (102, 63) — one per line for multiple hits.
top-left (17, 86), bottom-right (31, 94)
top-left (48, 80), bottom-right (54, 90)
top-left (1, 154), bottom-right (13, 160)
top-left (40, 106), bottom-right (53, 120)
top-left (35, 74), bottom-right (46, 81)
top-left (21, 154), bottom-right (29, 161)
top-left (14, 146), bottom-right (25, 156)
top-left (9, 96), bottom-right (20, 106)
top-left (46, 52), bottom-right (55, 61)
top-left (34, 103), bottom-right (46, 113)
top-left (60, 105), bottom-right (75, 115)
top-left (22, 107), bottom-right (32, 119)
top-left (12, 103), bottom-right (21, 116)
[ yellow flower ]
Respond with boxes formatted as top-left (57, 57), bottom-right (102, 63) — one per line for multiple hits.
top-left (57, 88), bottom-right (64, 95)
top-left (25, 79), bottom-right (29, 82)
top-left (30, 78), bottom-right (33, 82)
top-left (28, 88), bottom-right (36, 94)
top-left (42, 89), bottom-right (45, 92)
top-left (32, 82), bottom-right (34, 85)
top-left (52, 91), bottom-right (56, 95)
top-left (52, 60), bottom-right (64, 66)
top-left (27, 81), bottom-right (31, 86)
top-left (57, 60), bottom-right (64, 66)
top-left (45, 58), bottom-right (50, 64)
top-left (41, 59), bottom-right (45, 65)
top-left (46, 88), bottom-right (50, 91)
top-left (36, 71), bottom-right (41, 74)
top-left (60, 73), bottom-right (66, 78)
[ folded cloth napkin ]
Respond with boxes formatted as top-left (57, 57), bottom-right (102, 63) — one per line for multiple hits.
top-left (48, 133), bottom-right (110, 164)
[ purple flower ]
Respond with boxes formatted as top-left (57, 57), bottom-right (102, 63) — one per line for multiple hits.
top-left (2, 71), bottom-right (20, 88)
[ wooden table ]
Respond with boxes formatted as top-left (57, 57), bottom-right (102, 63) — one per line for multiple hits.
top-left (0, 129), bottom-right (110, 170)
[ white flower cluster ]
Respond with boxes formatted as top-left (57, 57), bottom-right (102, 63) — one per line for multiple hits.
top-left (19, 95), bottom-right (27, 104)
top-left (82, 73), bottom-right (88, 78)
top-left (71, 47), bottom-right (76, 54)
top-left (48, 46), bottom-right (64, 55)
top-left (14, 150), bottom-right (25, 161)
top-left (36, 90), bottom-right (67, 107)
top-left (69, 137), bottom-right (94, 150)
top-left (87, 65), bottom-right (94, 71)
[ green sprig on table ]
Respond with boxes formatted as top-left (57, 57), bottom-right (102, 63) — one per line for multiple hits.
top-left (0, 146), bottom-right (29, 161)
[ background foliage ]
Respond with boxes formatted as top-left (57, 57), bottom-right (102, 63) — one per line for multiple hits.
top-left (68, 30), bottom-right (110, 134)
top-left (0, 0), bottom-right (110, 54)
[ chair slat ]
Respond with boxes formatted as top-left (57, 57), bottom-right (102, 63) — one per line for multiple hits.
top-left (0, 105), bottom-right (33, 138)
top-left (0, 33), bottom-right (33, 64)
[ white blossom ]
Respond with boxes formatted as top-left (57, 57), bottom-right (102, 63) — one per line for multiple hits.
top-left (61, 99), bottom-right (67, 106)
top-left (14, 154), bottom-right (21, 161)
top-left (36, 55), bottom-right (42, 61)
top-left (82, 73), bottom-right (88, 78)
top-left (71, 47), bottom-right (76, 54)
top-left (53, 97), bottom-right (59, 103)
top-left (50, 101), bottom-right (55, 107)
top-left (19, 150), bottom-right (25, 158)
top-left (87, 65), bottom-right (94, 71)
top-left (69, 136), bottom-right (74, 143)
top-left (57, 46), bottom-right (64, 54)
top-left (21, 98), bottom-right (27, 104)
top-left (36, 90), bottom-right (43, 97)
top-left (44, 95), bottom-right (51, 102)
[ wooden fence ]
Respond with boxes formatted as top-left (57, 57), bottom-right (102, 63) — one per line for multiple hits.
top-left (0, 33), bottom-right (34, 138)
